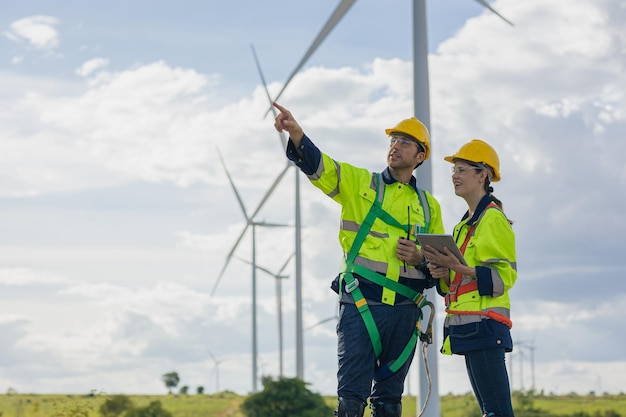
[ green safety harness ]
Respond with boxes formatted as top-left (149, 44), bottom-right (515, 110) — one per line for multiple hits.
top-left (339, 173), bottom-right (436, 381)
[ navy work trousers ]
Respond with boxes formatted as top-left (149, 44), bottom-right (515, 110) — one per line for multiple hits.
top-left (336, 301), bottom-right (421, 405)
top-left (464, 347), bottom-right (515, 417)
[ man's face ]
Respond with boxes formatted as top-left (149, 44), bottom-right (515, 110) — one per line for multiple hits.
top-left (387, 135), bottom-right (426, 170)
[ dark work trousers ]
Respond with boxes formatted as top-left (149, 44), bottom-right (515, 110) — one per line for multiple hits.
top-left (464, 347), bottom-right (515, 417)
top-left (336, 301), bottom-right (421, 405)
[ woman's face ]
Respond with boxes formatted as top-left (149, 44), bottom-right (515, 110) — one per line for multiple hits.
top-left (451, 162), bottom-right (485, 197)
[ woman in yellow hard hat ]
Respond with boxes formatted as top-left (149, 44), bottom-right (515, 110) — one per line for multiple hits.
top-left (422, 139), bottom-right (517, 417)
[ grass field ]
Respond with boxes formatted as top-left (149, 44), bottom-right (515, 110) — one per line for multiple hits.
top-left (1, 391), bottom-right (625, 417)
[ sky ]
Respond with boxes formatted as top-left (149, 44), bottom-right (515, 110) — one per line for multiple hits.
top-left (1, 0), bottom-right (625, 400)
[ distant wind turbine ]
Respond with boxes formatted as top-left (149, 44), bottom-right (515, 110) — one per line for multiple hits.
top-left (236, 253), bottom-right (293, 377)
top-left (516, 337), bottom-right (537, 390)
top-left (216, 149), bottom-right (289, 392)
top-left (264, 1), bottom-right (513, 415)
top-left (207, 350), bottom-right (224, 393)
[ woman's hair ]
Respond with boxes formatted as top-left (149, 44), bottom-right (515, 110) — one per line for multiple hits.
top-left (460, 159), bottom-right (512, 225)
top-left (483, 178), bottom-right (513, 224)
top-left (484, 180), bottom-right (503, 209)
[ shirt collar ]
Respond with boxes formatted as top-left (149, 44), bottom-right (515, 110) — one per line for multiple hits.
top-left (381, 167), bottom-right (418, 190)
top-left (462, 194), bottom-right (494, 226)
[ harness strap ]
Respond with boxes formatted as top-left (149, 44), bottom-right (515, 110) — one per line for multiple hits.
top-left (447, 281), bottom-right (478, 303)
top-left (341, 260), bottom-right (434, 380)
top-left (376, 322), bottom-right (420, 380)
top-left (445, 223), bottom-right (476, 305)
top-left (340, 172), bottom-right (433, 380)
top-left (342, 271), bottom-right (383, 357)
top-left (343, 262), bottom-right (425, 303)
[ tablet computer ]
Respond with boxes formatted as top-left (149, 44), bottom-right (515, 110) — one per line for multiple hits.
top-left (415, 234), bottom-right (467, 265)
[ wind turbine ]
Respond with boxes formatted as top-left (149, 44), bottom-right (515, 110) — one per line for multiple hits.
top-left (207, 350), bottom-right (224, 393)
top-left (212, 42), bottom-right (304, 384)
top-left (517, 338), bottom-right (537, 391)
top-left (236, 253), bottom-right (294, 376)
top-left (264, 1), bottom-right (513, 415)
top-left (216, 149), bottom-right (289, 392)
top-left (517, 347), bottom-right (526, 391)
top-left (251, 44), bottom-right (306, 380)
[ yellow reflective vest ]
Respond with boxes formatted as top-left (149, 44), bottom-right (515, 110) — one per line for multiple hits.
top-left (289, 135), bottom-right (444, 305)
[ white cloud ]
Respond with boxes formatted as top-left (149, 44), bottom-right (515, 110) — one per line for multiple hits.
top-left (4, 15), bottom-right (60, 49)
top-left (75, 58), bottom-right (109, 77)
top-left (0, 267), bottom-right (68, 286)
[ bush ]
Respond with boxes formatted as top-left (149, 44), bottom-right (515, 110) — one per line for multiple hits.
top-left (99, 395), bottom-right (133, 417)
top-left (124, 401), bottom-right (173, 417)
top-left (241, 376), bottom-right (333, 417)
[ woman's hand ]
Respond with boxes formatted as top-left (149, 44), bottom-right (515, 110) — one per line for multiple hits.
top-left (422, 245), bottom-right (476, 280)
top-left (422, 245), bottom-right (462, 269)
top-left (426, 262), bottom-right (450, 280)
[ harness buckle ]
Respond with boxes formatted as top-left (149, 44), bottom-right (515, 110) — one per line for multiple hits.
top-left (419, 330), bottom-right (433, 345)
top-left (345, 277), bottom-right (359, 293)
top-left (448, 283), bottom-right (459, 303)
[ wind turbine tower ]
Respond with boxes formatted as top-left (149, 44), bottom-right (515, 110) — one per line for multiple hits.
top-left (216, 150), bottom-right (289, 392)
top-left (236, 254), bottom-right (293, 376)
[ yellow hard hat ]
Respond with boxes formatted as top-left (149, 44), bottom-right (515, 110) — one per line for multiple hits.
top-left (385, 117), bottom-right (430, 160)
top-left (444, 139), bottom-right (501, 182)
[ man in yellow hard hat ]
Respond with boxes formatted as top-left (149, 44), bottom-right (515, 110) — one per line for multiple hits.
top-left (273, 102), bottom-right (444, 417)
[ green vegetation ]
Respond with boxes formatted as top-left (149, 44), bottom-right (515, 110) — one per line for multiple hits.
top-left (99, 395), bottom-right (133, 417)
top-left (0, 390), bottom-right (624, 417)
top-left (241, 376), bottom-right (333, 417)
top-left (161, 372), bottom-right (180, 395)
top-left (125, 401), bottom-right (173, 417)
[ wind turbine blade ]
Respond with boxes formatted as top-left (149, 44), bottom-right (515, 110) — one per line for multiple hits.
top-left (212, 162), bottom-right (289, 296)
top-left (251, 44), bottom-right (274, 107)
top-left (216, 147), bottom-right (249, 219)
top-left (277, 253), bottom-right (295, 276)
top-left (235, 255), bottom-right (289, 281)
top-left (265, 0), bottom-right (357, 115)
top-left (249, 163), bottom-right (290, 219)
top-left (306, 316), bottom-right (337, 330)
top-left (212, 147), bottom-right (254, 296)
top-left (473, 0), bottom-right (514, 26)
top-left (255, 221), bottom-right (290, 228)
top-left (251, 44), bottom-right (290, 149)
top-left (234, 255), bottom-right (270, 275)
top-left (211, 224), bottom-right (250, 296)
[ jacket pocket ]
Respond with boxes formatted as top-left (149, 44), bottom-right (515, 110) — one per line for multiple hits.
top-left (449, 322), bottom-right (480, 339)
